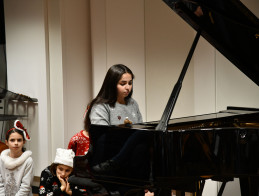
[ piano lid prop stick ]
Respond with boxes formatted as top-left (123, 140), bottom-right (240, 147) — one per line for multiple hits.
top-left (155, 30), bottom-right (201, 131)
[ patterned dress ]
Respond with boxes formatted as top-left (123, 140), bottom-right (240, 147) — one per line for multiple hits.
top-left (68, 130), bottom-right (90, 156)
top-left (39, 166), bottom-right (87, 196)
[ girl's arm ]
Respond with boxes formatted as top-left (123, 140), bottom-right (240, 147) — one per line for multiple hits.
top-left (65, 179), bottom-right (72, 195)
top-left (90, 104), bottom-right (110, 125)
top-left (133, 99), bottom-right (143, 123)
top-left (39, 167), bottom-right (63, 196)
top-left (67, 137), bottom-right (77, 154)
top-left (15, 157), bottom-right (34, 196)
top-left (56, 173), bottom-right (68, 192)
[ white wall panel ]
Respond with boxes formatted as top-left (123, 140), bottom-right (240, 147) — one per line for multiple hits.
top-left (145, 0), bottom-right (195, 121)
top-left (4, 0), bottom-right (50, 176)
top-left (91, 0), bottom-right (146, 120)
top-left (61, 0), bottom-right (92, 150)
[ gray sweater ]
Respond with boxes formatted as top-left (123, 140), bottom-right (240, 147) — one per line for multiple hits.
top-left (0, 149), bottom-right (34, 196)
top-left (90, 98), bottom-right (143, 125)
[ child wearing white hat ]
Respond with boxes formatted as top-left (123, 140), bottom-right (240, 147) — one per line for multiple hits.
top-left (39, 148), bottom-right (87, 196)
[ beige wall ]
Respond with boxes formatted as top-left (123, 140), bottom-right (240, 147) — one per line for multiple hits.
top-left (145, 0), bottom-right (195, 121)
top-left (4, 0), bottom-right (92, 175)
top-left (60, 0), bottom-right (92, 153)
top-left (91, 0), bottom-right (146, 120)
top-left (4, 0), bottom-right (50, 176)
top-left (48, 0), bottom-right (93, 165)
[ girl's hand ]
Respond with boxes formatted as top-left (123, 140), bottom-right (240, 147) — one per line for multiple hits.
top-left (57, 174), bottom-right (67, 191)
top-left (65, 178), bottom-right (72, 195)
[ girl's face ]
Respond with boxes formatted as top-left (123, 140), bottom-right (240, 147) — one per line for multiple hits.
top-left (5, 132), bottom-right (25, 155)
top-left (117, 73), bottom-right (133, 104)
top-left (56, 164), bottom-right (73, 179)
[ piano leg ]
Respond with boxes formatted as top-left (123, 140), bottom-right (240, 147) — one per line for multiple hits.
top-left (239, 177), bottom-right (259, 196)
top-left (217, 181), bottom-right (227, 196)
top-left (197, 180), bottom-right (205, 196)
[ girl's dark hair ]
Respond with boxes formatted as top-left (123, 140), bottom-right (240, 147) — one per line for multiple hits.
top-left (49, 163), bottom-right (58, 176)
top-left (6, 128), bottom-right (26, 152)
top-left (84, 64), bottom-right (134, 131)
top-left (49, 163), bottom-right (73, 176)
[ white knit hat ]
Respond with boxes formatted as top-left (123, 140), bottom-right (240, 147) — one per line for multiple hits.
top-left (54, 148), bottom-right (75, 168)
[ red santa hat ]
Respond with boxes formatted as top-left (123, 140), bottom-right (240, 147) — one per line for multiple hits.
top-left (13, 120), bottom-right (31, 141)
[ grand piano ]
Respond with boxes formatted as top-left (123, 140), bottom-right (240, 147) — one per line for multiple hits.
top-left (70, 0), bottom-right (259, 195)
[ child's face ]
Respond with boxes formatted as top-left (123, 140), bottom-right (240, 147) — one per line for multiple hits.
top-left (56, 164), bottom-right (73, 179)
top-left (117, 73), bottom-right (133, 103)
top-left (5, 132), bottom-right (25, 153)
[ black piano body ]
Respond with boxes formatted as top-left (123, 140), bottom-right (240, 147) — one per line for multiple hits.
top-left (70, 0), bottom-right (259, 195)
top-left (83, 109), bottom-right (259, 195)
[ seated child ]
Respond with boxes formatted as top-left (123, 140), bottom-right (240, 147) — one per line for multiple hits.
top-left (0, 120), bottom-right (34, 195)
top-left (39, 148), bottom-right (87, 196)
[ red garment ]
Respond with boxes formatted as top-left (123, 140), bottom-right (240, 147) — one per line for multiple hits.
top-left (68, 130), bottom-right (90, 156)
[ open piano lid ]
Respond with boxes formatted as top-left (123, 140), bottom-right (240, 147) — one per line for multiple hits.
top-left (163, 0), bottom-right (259, 86)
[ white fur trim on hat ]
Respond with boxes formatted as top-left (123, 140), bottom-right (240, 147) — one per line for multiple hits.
top-left (14, 120), bottom-right (31, 141)
top-left (54, 148), bottom-right (75, 168)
